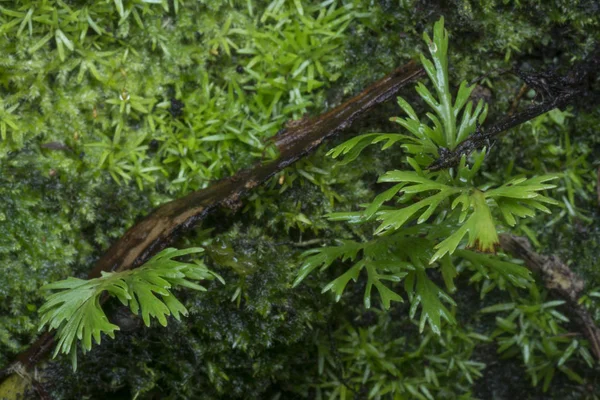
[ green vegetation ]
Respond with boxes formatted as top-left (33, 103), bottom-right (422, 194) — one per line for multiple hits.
top-left (1, 0), bottom-right (599, 399)
top-left (295, 18), bottom-right (553, 334)
top-left (38, 247), bottom-right (222, 370)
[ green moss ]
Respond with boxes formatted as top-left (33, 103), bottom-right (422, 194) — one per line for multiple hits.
top-left (0, 152), bottom-right (155, 366)
top-left (1, 0), bottom-right (599, 398)
top-left (1, 0), bottom-right (371, 193)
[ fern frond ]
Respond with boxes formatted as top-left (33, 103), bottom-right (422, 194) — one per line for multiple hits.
top-left (374, 172), bottom-right (558, 262)
top-left (293, 240), bottom-right (363, 287)
top-left (295, 234), bottom-right (430, 310)
top-left (326, 132), bottom-right (413, 165)
top-left (406, 268), bottom-right (456, 335)
top-left (457, 249), bottom-right (533, 289)
top-left (375, 170), bottom-right (461, 234)
top-left (418, 16), bottom-right (488, 150)
top-left (298, 17), bottom-right (561, 340)
top-left (38, 247), bottom-right (222, 370)
top-left (326, 17), bottom-right (488, 169)
top-left (431, 190), bottom-right (498, 263)
top-left (486, 175), bottom-right (560, 226)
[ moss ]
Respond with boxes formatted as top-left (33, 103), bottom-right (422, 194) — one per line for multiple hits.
top-left (0, 152), bottom-right (154, 367)
top-left (1, 0), bottom-right (599, 398)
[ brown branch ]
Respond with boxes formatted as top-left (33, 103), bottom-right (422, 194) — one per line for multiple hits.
top-left (499, 234), bottom-right (600, 360)
top-left (0, 61), bottom-right (425, 384)
top-left (428, 51), bottom-right (599, 172)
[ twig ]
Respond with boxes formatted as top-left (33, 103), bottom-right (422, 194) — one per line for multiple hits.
top-left (499, 234), bottom-right (600, 360)
top-left (0, 61), bottom-right (425, 385)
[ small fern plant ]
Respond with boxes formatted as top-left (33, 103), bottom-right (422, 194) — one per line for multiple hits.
top-left (294, 17), bottom-right (559, 334)
top-left (38, 247), bottom-right (223, 370)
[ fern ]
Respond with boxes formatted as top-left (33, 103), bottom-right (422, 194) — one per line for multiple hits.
top-left (332, 167), bottom-right (558, 263)
top-left (457, 249), bottom-right (533, 290)
top-left (294, 232), bottom-right (431, 310)
top-left (406, 268), bottom-right (456, 335)
top-left (325, 17), bottom-right (557, 258)
top-left (38, 247), bottom-right (223, 370)
top-left (297, 17), bottom-right (558, 335)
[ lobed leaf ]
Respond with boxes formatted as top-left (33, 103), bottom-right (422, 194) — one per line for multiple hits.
top-left (326, 132), bottom-right (411, 165)
top-left (431, 190), bottom-right (498, 263)
top-left (458, 249), bottom-right (532, 288)
top-left (38, 247), bottom-right (220, 370)
top-left (293, 240), bottom-right (362, 287)
top-left (406, 269), bottom-right (456, 334)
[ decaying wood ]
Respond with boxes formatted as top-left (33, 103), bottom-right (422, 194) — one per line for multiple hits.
top-left (499, 233), bottom-right (600, 360)
top-left (0, 61), bottom-right (425, 384)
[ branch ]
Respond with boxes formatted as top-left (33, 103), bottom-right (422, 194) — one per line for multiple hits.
top-left (428, 52), bottom-right (599, 171)
top-left (0, 61), bottom-right (425, 384)
top-left (499, 234), bottom-right (600, 360)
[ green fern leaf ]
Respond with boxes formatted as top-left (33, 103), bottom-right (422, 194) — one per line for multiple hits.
top-left (431, 190), bottom-right (497, 263)
top-left (486, 175), bottom-right (559, 227)
top-left (321, 261), bottom-right (364, 302)
top-left (457, 249), bottom-right (532, 288)
top-left (298, 16), bottom-right (562, 342)
top-left (38, 247), bottom-right (222, 370)
top-left (296, 235), bottom-right (429, 310)
top-left (326, 133), bottom-right (381, 165)
top-left (326, 132), bottom-right (413, 165)
top-left (406, 269), bottom-right (456, 334)
top-left (293, 240), bottom-right (362, 287)
top-left (375, 171), bottom-right (460, 234)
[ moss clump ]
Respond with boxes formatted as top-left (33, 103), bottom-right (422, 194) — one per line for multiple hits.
top-left (1, 0), bottom-right (599, 399)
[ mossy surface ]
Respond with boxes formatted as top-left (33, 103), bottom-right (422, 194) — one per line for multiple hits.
top-left (1, 0), bottom-right (599, 399)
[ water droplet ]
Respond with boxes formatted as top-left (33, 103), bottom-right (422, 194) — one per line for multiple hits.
top-left (430, 42), bottom-right (437, 52)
